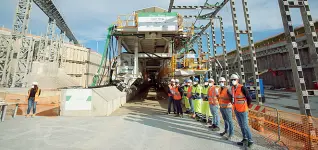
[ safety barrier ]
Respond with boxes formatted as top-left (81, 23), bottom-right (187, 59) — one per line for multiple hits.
top-left (1, 92), bottom-right (60, 116)
top-left (248, 105), bottom-right (318, 150)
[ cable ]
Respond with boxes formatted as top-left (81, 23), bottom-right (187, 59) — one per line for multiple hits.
top-left (193, 0), bottom-right (209, 25)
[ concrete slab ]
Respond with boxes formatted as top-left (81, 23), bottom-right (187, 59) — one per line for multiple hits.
top-left (0, 87), bottom-right (284, 150)
top-left (0, 115), bottom-right (279, 150)
top-left (257, 90), bottom-right (318, 117)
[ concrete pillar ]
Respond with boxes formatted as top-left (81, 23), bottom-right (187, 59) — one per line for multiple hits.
top-left (134, 39), bottom-right (139, 77)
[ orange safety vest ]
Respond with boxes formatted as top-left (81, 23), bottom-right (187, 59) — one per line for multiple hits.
top-left (168, 84), bottom-right (173, 97)
top-left (187, 86), bottom-right (192, 98)
top-left (172, 86), bottom-right (182, 100)
top-left (219, 87), bottom-right (232, 108)
top-left (232, 84), bottom-right (248, 112)
top-left (208, 86), bottom-right (218, 105)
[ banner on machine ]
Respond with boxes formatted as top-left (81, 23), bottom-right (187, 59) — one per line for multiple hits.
top-left (64, 89), bottom-right (92, 110)
top-left (137, 12), bottom-right (178, 32)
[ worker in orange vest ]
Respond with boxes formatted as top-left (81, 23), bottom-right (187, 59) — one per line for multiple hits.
top-left (172, 81), bottom-right (183, 118)
top-left (218, 77), bottom-right (234, 140)
top-left (230, 74), bottom-right (253, 148)
top-left (207, 78), bottom-right (220, 131)
top-left (167, 79), bottom-right (176, 114)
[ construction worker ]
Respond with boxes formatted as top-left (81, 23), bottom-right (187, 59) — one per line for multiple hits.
top-left (218, 77), bottom-right (234, 140)
top-left (191, 78), bottom-right (202, 119)
top-left (172, 80), bottom-right (183, 118)
top-left (26, 82), bottom-right (41, 118)
top-left (208, 78), bottom-right (220, 131)
top-left (182, 79), bottom-right (192, 114)
top-left (167, 79), bottom-right (176, 114)
top-left (230, 74), bottom-right (253, 148)
top-left (200, 78), bottom-right (212, 123)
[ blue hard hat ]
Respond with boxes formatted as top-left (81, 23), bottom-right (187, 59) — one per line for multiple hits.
top-left (194, 78), bottom-right (199, 82)
top-left (204, 78), bottom-right (209, 82)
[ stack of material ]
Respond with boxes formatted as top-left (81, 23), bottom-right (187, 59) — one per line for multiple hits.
top-left (26, 61), bottom-right (81, 89)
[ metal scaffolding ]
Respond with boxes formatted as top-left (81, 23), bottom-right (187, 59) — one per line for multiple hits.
top-left (0, 0), bottom-right (33, 87)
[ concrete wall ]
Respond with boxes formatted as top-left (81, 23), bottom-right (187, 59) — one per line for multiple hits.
top-left (60, 86), bottom-right (128, 116)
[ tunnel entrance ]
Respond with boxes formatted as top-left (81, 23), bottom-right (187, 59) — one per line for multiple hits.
top-left (111, 84), bottom-right (169, 116)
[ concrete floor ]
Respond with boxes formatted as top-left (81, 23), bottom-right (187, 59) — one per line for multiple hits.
top-left (0, 87), bottom-right (284, 150)
top-left (254, 90), bottom-right (318, 117)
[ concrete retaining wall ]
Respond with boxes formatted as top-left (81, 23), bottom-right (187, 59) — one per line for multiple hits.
top-left (60, 86), bottom-right (129, 116)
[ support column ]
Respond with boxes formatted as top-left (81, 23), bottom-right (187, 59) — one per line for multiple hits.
top-left (5, 0), bottom-right (33, 87)
top-left (134, 39), bottom-right (139, 77)
top-left (115, 38), bottom-right (122, 78)
top-left (230, 0), bottom-right (245, 84)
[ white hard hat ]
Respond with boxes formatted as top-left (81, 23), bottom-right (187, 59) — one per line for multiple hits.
top-left (175, 79), bottom-right (179, 83)
top-left (187, 79), bottom-right (192, 83)
top-left (219, 77), bottom-right (226, 82)
top-left (208, 78), bottom-right (214, 82)
top-left (32, 82), bottom-right (38, 85)
top-left (230, 74), bottom-right (239, 80)
top-left (170, 79), bottom-right (175, 82)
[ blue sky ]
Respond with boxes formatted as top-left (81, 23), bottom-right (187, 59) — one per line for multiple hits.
top-left (1, 0), bottom-right (318, 54)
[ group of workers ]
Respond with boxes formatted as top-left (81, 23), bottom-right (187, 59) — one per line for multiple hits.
top-left (167, 74), bottom-right (253, 148)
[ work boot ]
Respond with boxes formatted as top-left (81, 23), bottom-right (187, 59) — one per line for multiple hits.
top-left (237, 139), bottom-right (248, 146)
top-left (219, 131), bottom-right (227, 136)
top-left (31, 114), bottom-right (35, 118)
top-left (208, 124), bottom-right (216, 128)
top-left (212, 126), bottom-right (220, 131)
top-left (226, 135), bottom-right (233, 141)
top-left (174, 114), bottom-right (180, 117)
top-left (167, 112), bottom-right (170, 115)
top-left (247, 141), bottom-right (254, 148)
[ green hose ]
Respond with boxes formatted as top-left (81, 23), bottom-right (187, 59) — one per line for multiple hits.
top-left (91, 25), bottom-right (114, 86)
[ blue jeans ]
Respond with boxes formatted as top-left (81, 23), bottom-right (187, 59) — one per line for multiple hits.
top-left (27, 97), bottom-right (37, 114)
top-left (209, 104), bottom-right (220, 127)
top-left (168, 96), bottom-right (175, 113)
top-left (220, 108), bottom-right (234, 136)
top-left (189, 98), bottom-right (194, 113)
top-left (235, 110), bottom-right (253, 142)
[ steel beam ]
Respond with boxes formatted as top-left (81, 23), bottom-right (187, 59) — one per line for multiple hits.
top-left (33, 0), bottom-right (78, 44)
top-left (189, 0), bottom-right (229, 44)
top-left (168, 0), bottom-right (174, 12)
top-left (299, 0), bottom-right (318, 83)
top-left (278, 0), bottom-right (311, 116)
top-left (172, 6), bottom-right (216, 9)
top-left (241, 0), bottom-right (262, 104)
top-left (0, 34), bottom-right (10, 86)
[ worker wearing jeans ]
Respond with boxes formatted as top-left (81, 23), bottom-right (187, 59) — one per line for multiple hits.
top-left (208, 79), bottom-right (220, 131)
top-left (167, 79), bottom-right (176, 114)
top-left (230, 74), bottom-right (253, 148)
top-left (26, 82), bottom-right (41, 118)
top-left (218, 77), bottom-right (234, 140)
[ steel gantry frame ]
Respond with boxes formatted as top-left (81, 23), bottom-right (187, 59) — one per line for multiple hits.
top-left (173, 0), bottom-right (262, 104)
top-left (278, 0), bottom-right (318, 116)
top-left (211, 16), bottom-right (229, 83)
top-left (33, 0), bottom-right (78, 44)
top-left (229, 0), bottom-right (262, 104)
top-left (0, 0), bottom-right (78, 87)
top-left (0, 0), bottom-right (33, 87)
